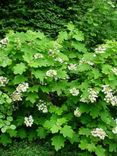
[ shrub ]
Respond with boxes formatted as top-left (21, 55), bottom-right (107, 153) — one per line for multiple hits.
top-left (0, 0), bottom-right (116, 47)
top-left (0, 25), bottom-right (117, 155)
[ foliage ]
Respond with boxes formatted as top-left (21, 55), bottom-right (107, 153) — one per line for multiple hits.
top-left (0, 25), bottom-right (117, 155)
top-left (0, 0), bottom-right (116, 47)
top-left (0, 140), bottom-right (81, 156)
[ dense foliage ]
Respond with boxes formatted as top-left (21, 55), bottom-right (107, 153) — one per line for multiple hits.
top-left (0, 25), bottom-right (117, 155)
top-left (0, 0), bottom-right (117, 47)
top-left (0, 140), bottom-right (81, 156)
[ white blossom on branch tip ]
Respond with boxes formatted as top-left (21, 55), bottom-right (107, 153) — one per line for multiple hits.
top-left (68, 64), bottom-right (77, 70)
top-left (0, 76), bottom-right (9, 86)
top-left (24, 115), bottom-right (34, 127)
top-left (16, 82), bottom-right (29, 93)
top-left (91, 128), bottom-right (107, 140)
top-left (70, 87), bottom-right (79, 96)
top-left (74, 107), bottom-right (81, 117)
top-left (46, 69), bottom-right (57, 78)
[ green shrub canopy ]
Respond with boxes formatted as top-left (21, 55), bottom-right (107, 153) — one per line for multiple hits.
top-left (0, 25), bottom-right (117, 155)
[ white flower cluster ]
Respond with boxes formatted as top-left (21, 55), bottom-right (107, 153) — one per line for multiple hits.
top-left (74, 107), bottom-right (82, 117)
top-left (0, 76), bottom-right (9, 86)
top-left (46, 69), bottom-right (57, 78)
top-left (70, 87), bottom-right (79, 96)
top-left (24, 115), bottom-right (34, 127)
top-left (11, 91), bottom-right (22, 101)
top-left (88, 88), bottom-right (98, 103)
top-left (95, 45), bottom-right (106, 54)
top-left (33, 53), bottom-right (44, 59)
top-left (68, 64), bottom-right (77, 70)
top-left (16, 83), bottom-right (29, 93)
top-left (48, 48), bottom-right (59, 57)
top-left (102, 85), bottom-right (117, 106)
top-left (91, 128), bottom-right (107, 140)
top-left (80, 97), bottom-right (89, 103)
top-left (36, 100), bottom-right (48, 113)
top-left (11, 82), bottom-right (29, 102)
top-left (79, 58), bottom-right (94, 66)
top-left (40, 81), bottom-right (47, 86)
top-left (111, 67), bottom-right (117, 76)
top-left (0, 37), bottom-right (8, 45)
top-left (112, 119), bottom-right (117, 134)
top-left (54, 57), bottom-right (64, 63)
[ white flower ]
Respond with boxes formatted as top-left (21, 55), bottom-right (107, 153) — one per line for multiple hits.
top-left (11, 91), bottom-right (22, 101)
top-left (112, 126), bottom-right (117, 134)
top-left (102, 85), bottom-right (117, 106)
top-left (111, 68), bottom-right (117, 76)
top-left (110, 96), bottom-right (117, 106)
top-left (70, 87), bottom-right (79, 96)
top-left (88, 88), bottom-right (98, 103)
top-left (24, 115), bottom-right (34, 127)
top-left (54, 57), bottom-right (63, 63)
top-left (68, 64), bottom-right (77, 70)
top-left (74, 107), bottom-right (81, 117)
top-left (79, 58), bottom-right (94, 66)
top-left (46, 69), bottom-right (57, 77)
top-left (0, 37), bottom-right (8, 45)
top-left (95, 45), bottom-right (106, 54)
top-left (87, 61), bottom-right (94, 66)
top-left (40, 81), bottom-right (47, 86)
top-left (0, 76), bottom-right (9, 86)
top-left (102, 85), bottom-right (112, 94)
top-left (37, 100), bottom-right (48, 113)
top-left (80, 97), bottom-right (89, 103)
top-left (93, 54), bottom-right (96, 57)
top-left (48, 49), bottom-right (59, 57)
top-left (115, 118), bottom-right (117, 124)
top-left (33, 53), bottom-right (44, 59)
top-left (91, 128), bottom-right (107, 140)
top-left (16, 83), bottom-right (29, 93)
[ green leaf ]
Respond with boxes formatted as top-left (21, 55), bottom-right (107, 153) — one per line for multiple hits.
top-left (26, 92), bottom-right (38, 103)
top-left (51, 135), bottom-right (65, 151)
top-left (67, 23), bottom-right (75, 31)
top-left (13, 63), bottom-right (27, 75)
top-left (69, 133), bottom-right (79, 144)
top-left (95, 145), bottom-right (105, 156)
top-left (49, 105), bottom-right (68, 115)
top-left (90, 69), bottom-right (101, 79)
top-left (51, 124), bottom-right (61, 133)
top-left (73, 30), bottom-right (84, 41)
top-left (13, 75), bottom-right (27, 84)
top-left (72, 42), bottom-right (87, 52)
top-left (1, 127), bottom-right (7, 133)
top-left (109, 143), bottom-right (117, 152)
top-left (17, 128), bottom-right (27, 139)
top-left (58, 31), bottom-right (68, 42)
top-left (102, 65), bottom-right (112, 75)
top-left (32, 69), bottom-right (45, 81)
top-left (79, 128), bottom-right (91, 137)
top-left (79, 139), bottom-right (96, 152)
top-left (28, 130), bottom-right (36, 141)
top-left (28, 85), bottom-right (39, 92)
top-left (7, 116), bottom-right (13, 122)
top-left (0, 57), bottom-right (12, 67)
top-left (7, 129), bottom-right (17, 137)
top-left (0, 134), bottom-right (11, 145)
top-left (37, 127), bottom-right (47, 139)
top-left (89, 105), bottom-right (101, 119)
top-left (60, 125), bottom-right (73, 138)
top-left (10, 124), bottom-right (16, 130)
